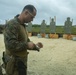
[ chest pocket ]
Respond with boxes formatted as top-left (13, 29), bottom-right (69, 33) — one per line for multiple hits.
top-left (18, 25), bottom-right (28, 42)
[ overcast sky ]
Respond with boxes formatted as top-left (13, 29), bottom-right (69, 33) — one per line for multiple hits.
top-left (0, 0), bottom-right (76, 25)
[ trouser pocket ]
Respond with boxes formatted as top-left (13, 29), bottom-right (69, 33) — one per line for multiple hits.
top-left (6, 57), bottom-right (15, 75)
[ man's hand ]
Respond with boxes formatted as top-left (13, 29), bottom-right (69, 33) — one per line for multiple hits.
top-left (27, 42), bottom-right (43, 51)
top-left (27, 41), bottom-right (35, 50)
top-left (35, 42), bottom-right (43, 51)
top-left (36, 42), bottom-right (43, 48)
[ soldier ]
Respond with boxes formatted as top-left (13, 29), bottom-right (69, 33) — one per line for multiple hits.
top-left (2, 4), bottom-right (43, 75)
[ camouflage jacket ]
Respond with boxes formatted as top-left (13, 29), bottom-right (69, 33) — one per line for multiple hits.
top-left (4, 16), bottom-right (30, 57)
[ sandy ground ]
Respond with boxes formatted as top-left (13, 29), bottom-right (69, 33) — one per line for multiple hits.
top-left (0, 34), bottom-right (76, 75)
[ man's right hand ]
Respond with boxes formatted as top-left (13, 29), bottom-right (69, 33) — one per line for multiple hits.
top-left (27, 41), bottom-right (35, 50)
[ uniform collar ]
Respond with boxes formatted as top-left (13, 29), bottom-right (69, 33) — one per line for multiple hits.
top-left (14, 14), bottom-right (26, 27)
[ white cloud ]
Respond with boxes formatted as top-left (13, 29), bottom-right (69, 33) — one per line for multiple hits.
top-left (0, 0), bottom-right (76, 25)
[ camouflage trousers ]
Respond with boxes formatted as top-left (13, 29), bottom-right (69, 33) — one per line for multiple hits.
top-left (0, 65), bottom-right (3, 75)
top-left (4, 55), bottom-right (28, 75)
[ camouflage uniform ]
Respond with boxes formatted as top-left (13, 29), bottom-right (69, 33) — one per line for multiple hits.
top-left (3, 15), bottom-right (31, 75)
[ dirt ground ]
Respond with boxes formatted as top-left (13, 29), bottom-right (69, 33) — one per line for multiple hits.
top-left (0, 34), bottom-right (76, 75)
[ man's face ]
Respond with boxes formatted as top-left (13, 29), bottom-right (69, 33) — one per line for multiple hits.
top-left (23, 9), bottom-right (36, 23)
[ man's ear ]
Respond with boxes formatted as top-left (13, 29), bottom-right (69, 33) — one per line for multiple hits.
top-left (24, 10), bottom-right (28, 15)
